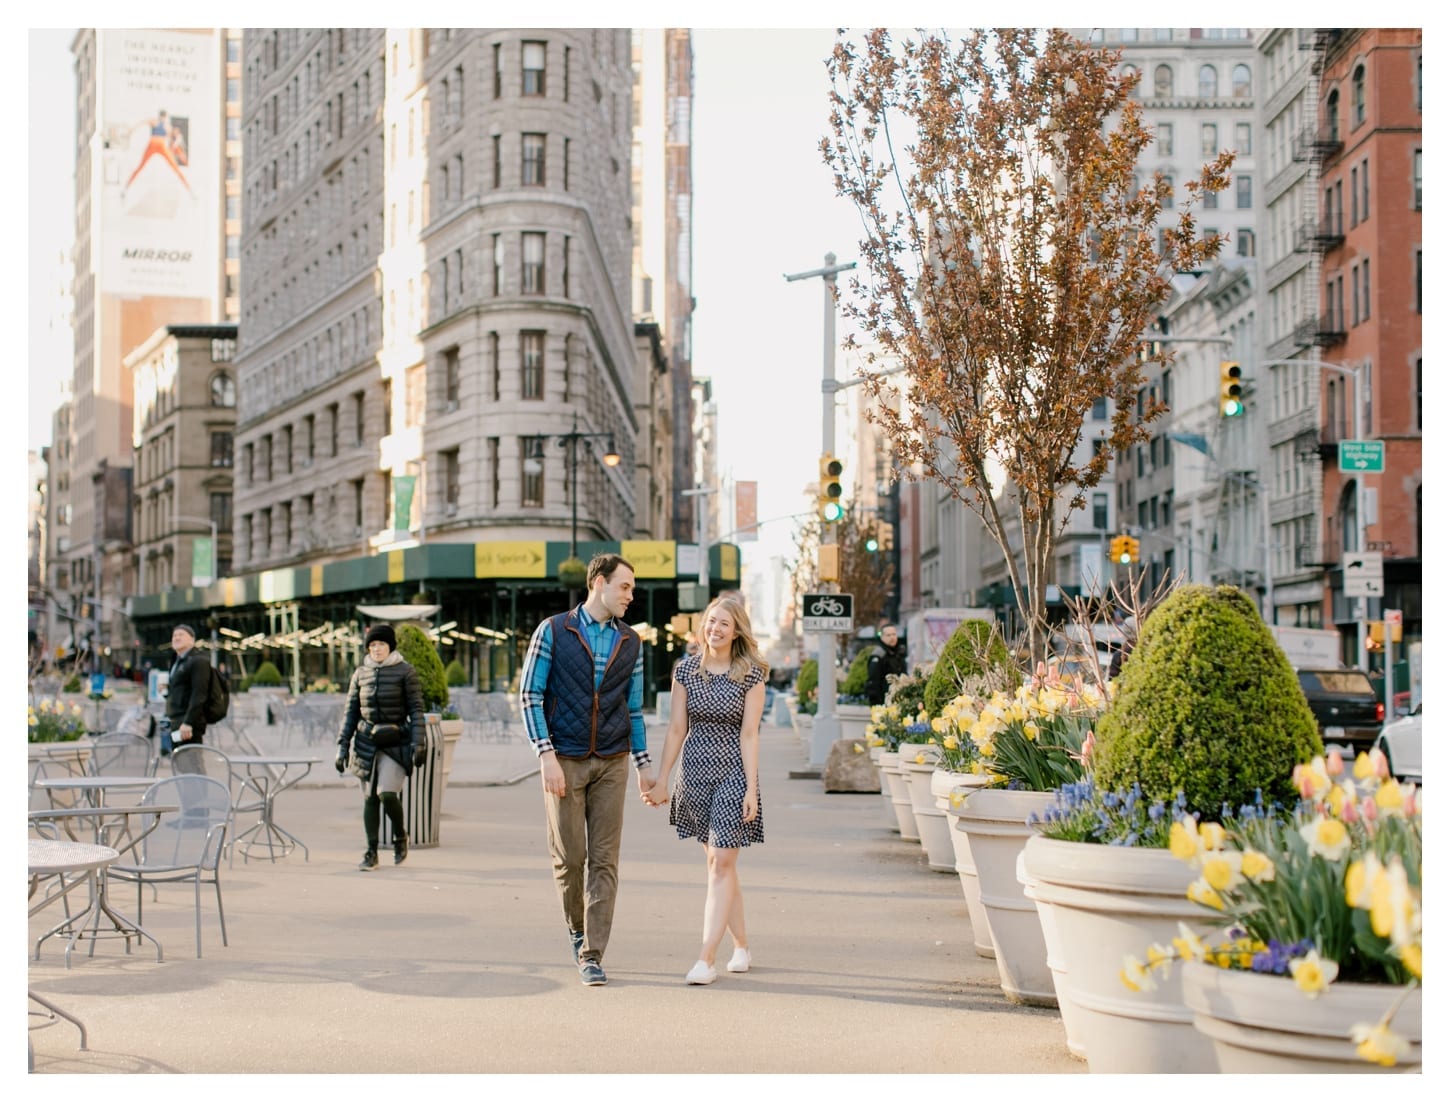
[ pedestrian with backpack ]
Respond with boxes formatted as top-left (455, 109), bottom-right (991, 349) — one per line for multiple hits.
top-left (166, 623), bottom-right (214, 774)
top-left (335, 623), bottom-right (426, 871)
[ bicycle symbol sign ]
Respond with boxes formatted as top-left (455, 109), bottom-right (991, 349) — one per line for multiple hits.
top-left (802, 592), bottom-right (854, 633)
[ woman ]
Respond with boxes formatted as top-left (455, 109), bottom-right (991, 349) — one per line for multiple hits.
top-left (123, 110), bottom-right (193, 198)
top-left (335, 623), bottom-right (425, 871)
top-left (647, 594), bottom-right (768, 984)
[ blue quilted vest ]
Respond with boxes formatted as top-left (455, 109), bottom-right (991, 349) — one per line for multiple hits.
top-left (543, 608), bottom-right (639, 759)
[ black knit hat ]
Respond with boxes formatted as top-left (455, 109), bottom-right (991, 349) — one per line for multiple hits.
top-left (173, 623), bottom-right (197, 641)
top-left (364, 623), bottom-right (397, 651)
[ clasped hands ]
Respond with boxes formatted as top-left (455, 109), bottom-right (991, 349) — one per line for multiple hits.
top-left (639, 771), bottom-right (669, 807)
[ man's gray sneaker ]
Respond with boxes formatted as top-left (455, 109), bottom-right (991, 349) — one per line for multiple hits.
top-left (578, 960), bottom-right (607, 986)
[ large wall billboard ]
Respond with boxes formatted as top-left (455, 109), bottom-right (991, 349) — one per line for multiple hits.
top-left (98, 29), bottom-right (219, 299)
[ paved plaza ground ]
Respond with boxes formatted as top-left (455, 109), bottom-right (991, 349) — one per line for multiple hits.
top-left (26, 712), bottom-right (1082, 1077)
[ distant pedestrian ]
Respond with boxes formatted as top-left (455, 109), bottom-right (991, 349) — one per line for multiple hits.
top-left (646, 593), bottom-right (768, 985)
top-left (166, 624), bottom-right (212, 774)
top-left (335, 623), bottom-right (425, 871)
top-left (519, 553), bottom-right (655, 987)
top-left (865, 624), bottom-right (908, 706)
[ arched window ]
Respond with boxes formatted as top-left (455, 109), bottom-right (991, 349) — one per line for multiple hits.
top-left (1352, 64), bottom-right (1366, 125)
top-left (1199, 64), bottom-right (1218, 99)
top-left (210, 372), bottom-right (236, 407)
top-left (1326, 89), bottom-right (1340, 141)
top-left (1154, 64), bottom-right (1173, 97)
top-left (1122, 64), bottom-right (1139, 95)
top-left (1338, 481), bottom-right (1359, 554)
top-left (1232, 64), bottom-right (1251, 98)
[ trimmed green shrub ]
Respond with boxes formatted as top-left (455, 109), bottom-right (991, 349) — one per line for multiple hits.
top-left (796, 658), bottom-right (818, 714)
top-left (1092, 584), bottom-right (1323, 819)
top-left (444, 659), bottom-right (470, 687)
top-left (841, 647), bottom-right (872, 698)
top-left (250, 661), bottom-right (284, 686)
top-left (62, 674), bottom-right (83, 693)
top-left (395, 623), bottom-right (449, 712)
top-left (922, 619), bottom-right (1012, 719)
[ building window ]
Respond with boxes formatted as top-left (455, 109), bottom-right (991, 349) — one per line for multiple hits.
top-left (261, 434), bottom-right (273, 480)
top-left (1235, 175), bottom-right (1252, 208)
top-left (521, 437), bottom-right (545, 507)
top-left (352, 478), bottom-right (365, 530)
top-left (492, 135), bottom-right (501, 189)
top-left (562, 235), bottom-right (570, 298)
top-left (1413, 149), bottom-right (1421, 210)
top-left (522, 40), bottom-right (546, 95)
top-left (1415, 249), bottom-right (1421, 314)
top-left (327, 402), bottom-right (339, 456)
top-left (1231, 63), bottom-right (1251, 98)
top-left (489, 331), bottom-right (501, 400)
top-left (1092, 396), bottom-right (1108, 420)
top-left (280, 425), bottom-right (292, 474)
top-left (1121, 64), bottom-right (1138, 95)
top-left (1360, 259), bottom-right (1370, 322)
top-left (521, 231), bottom-right (545, 294)
top-left (304, 414), bottom-right (315, 460)
top-left (1351, 165), bottom-right (1360, 225)
top-left (1360, 157), bottom-right (1370, 221)
top-left (1326, 89), bottom-right (1340, 142)
top-left (1161, 175), bottom-right (1174, 208)
top-left (1157, 122), bottom-right (1173, 156)
top-left (1199, 64), bottom-right (1218, 99)
top-left (352, 391), bottom-right (365, 445)
top-left (210, 372), bottom-right (236, 406)
top-left (444, 346), bottom-right (460, 406)
top-left (522, 132), bottom-right (546, 186)
top-left (492, 234), bottom-right (502, 295)
top-left (210, 431), bottom-right (234, 468)
top-left (1352, 64), bottom-right (1366, 127)
top-left (1203, 188), bottom-right (1218, 210)
top-left (1092, 492), bottom-right (1109, 531)
top-left (564, 46), bottom-right (570, 101)
top-left (563, 137), bottom-right (569, 191)
top-left (488, 437), bottom-right (500, 507)
top-left (521, 331), bottom-right (545, 399)
top-left (443, 448), bottom-right (460, 507)
top-left (405, 363), bottom-right (426, 427)
top-left (1235, 122), bottom-right (1251, 154)
top-left (1236, 228), bottom-right (1255, 257)
top-left (1154, 64), bottom-right (1173, 98)
top-left (1201, 122), bottom-right (1218, 157)
top-left (211, 337), bottom-right (236, 362)
top-left (493, 42), bottom-right (502, 99)
top-left (381, 378), bottom-right (392, 436)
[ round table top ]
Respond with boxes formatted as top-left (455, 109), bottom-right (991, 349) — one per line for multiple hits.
top-left (228, 755), bottom-right (323, 766)
top-left (34, 776), bottom-right (157, 789)
top-left (29, 804), bottom-right (179, 820)
top-left (28, 838), bottom-right (119, 876)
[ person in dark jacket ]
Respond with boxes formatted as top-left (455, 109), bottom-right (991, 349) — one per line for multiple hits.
top-left (166, 624), bottom-right (212, 774)
top-left (865, 624), bottom-right (908, 706)
top-left (336, 623), bottom-right (425, 871)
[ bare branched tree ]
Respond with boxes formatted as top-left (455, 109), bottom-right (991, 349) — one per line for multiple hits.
top-left (787, 501), bottom-right (896, 631)
top-left (824, 28), bottom-right (1232, 666)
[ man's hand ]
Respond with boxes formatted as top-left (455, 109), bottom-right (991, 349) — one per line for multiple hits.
top-left (645, 779), bottom-right (670, 807)
top-left (540, 752), bottom-right (566, 798)
top-left (177, 724), bottom-right (194, 743)
top-left (636, 769), bottom-right (656, 796)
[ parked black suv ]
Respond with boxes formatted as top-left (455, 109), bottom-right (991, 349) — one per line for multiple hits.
top-left (1295, 668), bottom-right (1385, 755)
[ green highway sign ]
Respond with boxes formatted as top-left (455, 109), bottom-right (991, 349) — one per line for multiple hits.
top-left (1338, 440), bottom-right (1385, 473)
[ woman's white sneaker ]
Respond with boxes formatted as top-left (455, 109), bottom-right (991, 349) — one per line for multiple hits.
top-left (685, 959), bottom-right (718, 985)
top-left (726, 947), bottom-right (752, 973)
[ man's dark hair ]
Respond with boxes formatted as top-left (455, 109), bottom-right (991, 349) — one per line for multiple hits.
top-left (587, 553), bottom-right (634, 587)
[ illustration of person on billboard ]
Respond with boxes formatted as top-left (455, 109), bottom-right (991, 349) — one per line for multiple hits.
top-left (122, 110), bottom-right (193, 200)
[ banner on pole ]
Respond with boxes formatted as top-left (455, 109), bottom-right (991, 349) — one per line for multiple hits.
top-left (734, 481), bottom-right (758, 541)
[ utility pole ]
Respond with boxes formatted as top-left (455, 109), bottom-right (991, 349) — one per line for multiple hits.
top-left (785, 252), bottom-right (856, 767)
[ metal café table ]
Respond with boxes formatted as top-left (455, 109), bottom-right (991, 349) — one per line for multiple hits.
top-left (28, 804), bottom-right (177, 964)
top-left (34, 775), bottom-right (157, 809)
top-left (28, 839), bottom-right (119, 1050)
top-left (226, 755), bottom-right (322, 862)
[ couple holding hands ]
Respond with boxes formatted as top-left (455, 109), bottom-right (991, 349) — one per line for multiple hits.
top-left (519, 554), bottom-right (766, 987)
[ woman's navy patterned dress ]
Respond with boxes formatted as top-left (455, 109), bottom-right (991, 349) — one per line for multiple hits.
top-left (668, 653), bottom-right (765, 848)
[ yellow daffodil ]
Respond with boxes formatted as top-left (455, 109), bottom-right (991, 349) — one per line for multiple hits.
top-left (1294, 758), bottom-right (1332, 801)
top-left (1201, 853), bottom-right (1244, 893)
top-left (1119, 954), bottom-right (1157, 992)
top-left (1351, 1021), bottom-right (1411, 1067)
top-left (1239, 849), bottom-right (1276, 883)
top-left (71, 704), bottom-right (83, 716)
top-left (1172, 922), bottom-right (1207, 962)
top-left (1288, 949), bottom-right (1339, 997)
top-left (949, 791), bottom-right (965, 808)
top-left (40, 699), bottom-right (52, 713)
top-left (870, 705), bottom-right (887, 723)
top-left (970, 761), bottom-right (986, 775)
top-left (1399, 941), bottom-right (1422, 979)
top-left (1186, 878), bottom-right (1225, 911)
top-left (1298, 816), bottom-right (1351, 862)
top-left (1145, 943), bottom-right (1174, 974)
top-left (852, 743), bottom-right (864, 754)
top-left (1168, 819), bottom-right (1201, 862)
top-left (942, 734), bottom-right (959, 751)
top-left (931, 716), bottom-right (949, 734)
top-left (1198, 821), bottom-right (1226, 851)
top-left (1374, 779), bottom-right (1405, 815)
top-left (1022, 722), bottom-right (1039, 742)
top-left (1345, 853), bottom-right (1380, 910)
top-left (869, 737), bottom-right (885, 748)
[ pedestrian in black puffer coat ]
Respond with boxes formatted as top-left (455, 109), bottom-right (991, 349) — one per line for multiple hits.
top-left (336, 623), bottom-right (426, 871)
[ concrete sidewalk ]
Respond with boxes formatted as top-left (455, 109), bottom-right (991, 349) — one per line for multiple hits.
top-left (27, 718), bottom-right (1082, 1075)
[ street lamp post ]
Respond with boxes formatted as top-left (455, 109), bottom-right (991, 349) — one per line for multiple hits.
top-left (552, 414), bottom-right (621, 563)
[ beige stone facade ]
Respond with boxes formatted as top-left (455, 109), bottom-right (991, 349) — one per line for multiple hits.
top-left (233, 29), bottom-right (641, 572)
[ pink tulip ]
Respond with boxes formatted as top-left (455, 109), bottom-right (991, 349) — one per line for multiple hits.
top-left (1293, 764), bottom-right (1317, 801)
top-left (1326, 750), bottom-right (1345, 777)
top-left (1369, 747), bottom-right (1390, 779)
top-left (1081, 730), bottom-right (1096, 763)
top-left (1360, 796), bottom-right (1378, 822)
top-left (1340, 797), bottom-right (1359, 824)
top-left (1403, 787), bottom-right (1417, 817)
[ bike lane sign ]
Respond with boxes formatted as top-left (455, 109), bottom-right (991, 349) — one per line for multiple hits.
top-left (802, 592), bottom-right (854, 633)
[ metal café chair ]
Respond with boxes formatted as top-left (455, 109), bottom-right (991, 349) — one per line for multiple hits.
top-left (88, 732), bottom-right (157, 778)
top-left (109, 775), bottom-right (231, 959)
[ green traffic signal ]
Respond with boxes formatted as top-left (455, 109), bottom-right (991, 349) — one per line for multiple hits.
top-left (865, 537), bottom-right (880, 552)
top-left (822, 501), bottom-right (844, 523)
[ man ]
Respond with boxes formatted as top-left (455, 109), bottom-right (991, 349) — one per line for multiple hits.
top-left (865, 624), bottom-right (908, 706)
top-left (520, 554), bottom-right (655, 986)
top-left (166, 624), bottom-right (212, 774)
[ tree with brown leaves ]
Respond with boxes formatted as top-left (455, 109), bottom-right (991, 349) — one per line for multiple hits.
top-left (823, 28), bottom-right (1232, 667)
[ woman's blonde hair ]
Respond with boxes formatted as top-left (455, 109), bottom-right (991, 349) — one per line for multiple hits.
top-left (701, 593), bottom-right (769, 684)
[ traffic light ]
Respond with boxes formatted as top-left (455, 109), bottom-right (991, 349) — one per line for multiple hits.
top-left (1109, 535), bottom-right (1141, 565)
top-left (818, 454), bottom-right (844, 522)
top-left (1219, 361), bottom-right (1244, 417)
top-left (1125, 535), bottom-right (1140, 563)
top-left (865, 536), bottom-right (880, 553)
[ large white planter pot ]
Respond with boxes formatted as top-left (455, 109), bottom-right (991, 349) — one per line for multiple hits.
top-left (934, 772), bottom-right (993, 958)
top-left (1021, 836), bottom-right (1216, 1072)
top-left (1182, 963), bottom-right (1421, 1073)
top-left (954, 787), bottom-right (1057, 1006)
top-left (877, 752), bottom-right (918, 840)
top-left (870, 747), bottom-right (898, 832)
top-left (437, 718), bottom-right (465, 776)
top-left (898, 745), bottom-right (953, 871)
top-left (836, 703), bottom-right (872, 744)
top-left (792, 710), bottom-right (813, 752)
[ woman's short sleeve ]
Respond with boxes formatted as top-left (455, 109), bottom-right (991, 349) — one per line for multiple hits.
top-left (672, 653), bottom-right (696, 686)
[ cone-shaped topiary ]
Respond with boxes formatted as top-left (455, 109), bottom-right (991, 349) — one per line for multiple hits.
top-left (250, 660), bottom-right (284, 686)
top-left (394, 623), bottom-right (450, 713)
top-left (922, 619), bottom-right (1012, 719)
top-left (796, 658), bottom-right (818, 714)
top-left (444, 659), bottom-right (470, 687)
top-left (1091, 584), bottom-right (1323, 819)
top-left (841, 647), bottom-right (872, 697)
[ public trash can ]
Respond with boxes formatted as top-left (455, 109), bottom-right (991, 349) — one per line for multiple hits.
top-left (382, 717), bottom-right (444, 849)
top-left (773, 694), bottom-right (793, 727)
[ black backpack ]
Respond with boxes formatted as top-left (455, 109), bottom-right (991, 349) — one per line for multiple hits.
top-left (203, 663), bottom-right (230, 724)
